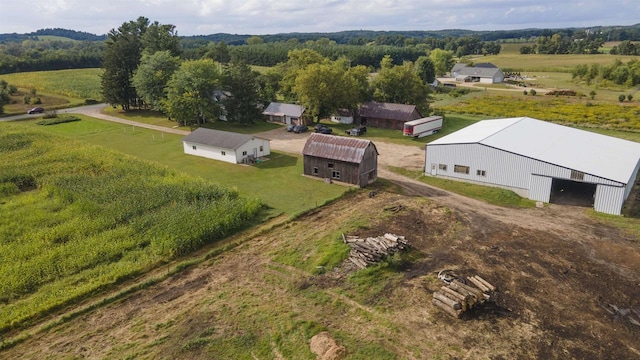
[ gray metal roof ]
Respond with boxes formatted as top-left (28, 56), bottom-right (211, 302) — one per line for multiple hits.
top-left (452, 63), bottom-right (502, 78)
top-left (303, 133), bottom-right (378, 164)
top-left (358, 101), bottom-right (419, 121)
top-left (262, 102), bottom-right (304, 117)
top-left (182, 128), bottom-right (267, 150)
top-left (428, 117), bottom-right (640, 184)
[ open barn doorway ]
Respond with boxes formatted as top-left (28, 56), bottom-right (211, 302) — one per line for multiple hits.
top-left (550, 178), bottom-right (597, 207)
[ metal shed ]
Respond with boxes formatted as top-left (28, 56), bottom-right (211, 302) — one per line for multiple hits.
top-left (302, 133), bottom-right (378, 187)
top-left (425, 117), bottom-right (640, 215)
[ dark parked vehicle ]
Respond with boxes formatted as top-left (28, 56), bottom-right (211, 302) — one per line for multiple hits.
top-left (293, 125), bottom-right (308, 133)
top-left (314, 124), bottom-right (333, 134)
top-left (346, 126), bottom-right (366, 136)
top-left (286, 124), bottom-right (296, 132)
top-left (27, 107), bottom-right (44, 114)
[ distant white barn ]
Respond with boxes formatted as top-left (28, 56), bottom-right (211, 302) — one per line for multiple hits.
top-left (451, 63), bottom-right (504, 84)
top-left (425, 117), bottom-right (640, 215)
top-left (183, 128), bottom-right (270, 164)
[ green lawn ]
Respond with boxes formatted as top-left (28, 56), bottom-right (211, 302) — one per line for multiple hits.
top-left (11, 116), bottom-right (348, 216)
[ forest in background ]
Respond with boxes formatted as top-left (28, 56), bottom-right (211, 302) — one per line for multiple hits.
top-left (1, 24), bottom-right (640, 74)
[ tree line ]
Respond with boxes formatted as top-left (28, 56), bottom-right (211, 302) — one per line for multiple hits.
top-left (101, 17), bottom-right (464, 127)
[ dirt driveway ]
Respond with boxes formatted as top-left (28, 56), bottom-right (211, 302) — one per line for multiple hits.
top-left (256, 127), bottom-right (426, 172)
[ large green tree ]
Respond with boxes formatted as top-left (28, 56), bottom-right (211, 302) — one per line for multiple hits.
top-left (429, 48), bottom-right (455, 77)
top-left (372, 55), bottom-right (430, 114)
top-left (141, 21), bottom-right (181, 57)
top-left (414, 56), bottom-right (436, 84)
top-left (131, 50), bottom-right (180, 111)
top-left (102, 17), bottom-right (180, 111)
top-left (293, 58), bottom-right (370, 122)
top-left (101, 17), bottom-right (148, 111)
top-left (222, 61), bottom-right (263, 124)
top-left (164, 59), bottom-right (223, 127)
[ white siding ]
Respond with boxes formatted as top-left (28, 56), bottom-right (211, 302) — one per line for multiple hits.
top-left (183, 141), bottom-right (238, 163)
top-left (594, 185), bottom-right (625, 215)
top-left (235, 138), bottom-right (271, 163)
top-left (425, 143), bottom-right (628, 214)
top-left (530, 174), bottom-right (552, 202)
top-left (331, 116), bottom-right (354, 124)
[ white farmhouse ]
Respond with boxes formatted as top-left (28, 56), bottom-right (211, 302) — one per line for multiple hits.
top-left (183, 128), bottom-right (270, 164)
top-left (425, 117), bottom-right (640, 215)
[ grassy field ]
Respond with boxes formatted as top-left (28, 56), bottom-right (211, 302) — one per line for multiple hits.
top-left (0, 123), bottom-right (263, 334)
top-left (476, 52), bottom-right (640, 72)
top-left (7, 116), bottom-right (348, 216)
top-left (434, 94), bottom-right (640, 130)
top-left (0, 68), bottom-right (102, 105)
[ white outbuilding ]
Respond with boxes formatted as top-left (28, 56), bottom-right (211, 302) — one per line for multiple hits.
top-left (425, 117), bottom-right (640, 215)
top-left (183, 128), bottom-right (270, 164)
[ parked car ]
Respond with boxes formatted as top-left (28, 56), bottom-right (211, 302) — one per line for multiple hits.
top-left (346, 126), bottom-right (366, 136)
top-left (286, 124), bottom-right (296, 132)
top-left (314, 124), bottom-right (333, 134)
top-left (293, 125), bottom-right (308, 133)
top-left (27, 107), bottom-right (44, 114)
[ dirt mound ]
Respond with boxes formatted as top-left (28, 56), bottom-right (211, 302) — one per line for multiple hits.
top-left (309, 332), bottom-right (346, 360)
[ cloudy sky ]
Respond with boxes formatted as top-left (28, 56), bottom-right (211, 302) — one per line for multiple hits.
top-left (1, 0), bottom-right (638, 36)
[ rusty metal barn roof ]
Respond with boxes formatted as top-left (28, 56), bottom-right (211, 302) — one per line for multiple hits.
top-left (302, 133), bottom-right (378, 163)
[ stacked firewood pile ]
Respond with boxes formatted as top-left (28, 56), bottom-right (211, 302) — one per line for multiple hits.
top-left (432, 272), bottom-right (496, 318)
top-left (342, 233), bottom-right (408, 269)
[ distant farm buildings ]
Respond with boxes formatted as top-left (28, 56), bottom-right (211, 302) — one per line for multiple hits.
top-left (183, 128), bottom-right (270, 164)
top-left (425, 117), bottom-right (640, 215)
top-left (303, 133), bottom-right (378, 187)
top-left (356, 101), bottom-right (422, 130)
top-left (451, 63), bottom-right (504, 84)
top-left (262, 102), bottom-right (305, 125)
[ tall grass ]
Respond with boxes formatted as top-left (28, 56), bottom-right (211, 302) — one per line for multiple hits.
top-left (0, 124), bottom-right (261, 332)
top-left (0, 68), bottom-right (102, 100)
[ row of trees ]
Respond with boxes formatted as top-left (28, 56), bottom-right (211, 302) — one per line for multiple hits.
top-left (520, 33), bottom-right (604, 54)
top-left (609, 40), bottom-right (640, 55)
top-left (0, 40), bottom-right (103, 74)
top-left (572, 59), bottom-right (640, 86)
top-left (102, 17), bottom-right (450, 127)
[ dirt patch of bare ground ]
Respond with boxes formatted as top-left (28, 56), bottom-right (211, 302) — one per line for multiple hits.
top-left (2, 188), bottom-right (639, 359)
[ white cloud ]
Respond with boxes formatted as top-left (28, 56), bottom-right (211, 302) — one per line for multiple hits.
top-left (0, 0), bottom-right (638, 36)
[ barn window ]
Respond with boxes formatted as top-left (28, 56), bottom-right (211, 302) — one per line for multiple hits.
top-left (477, 170), bottom-right (486, 176)
top-left (192, 145), bottom-right (197, 150)
top-left (242, 151), bottom-right (247, 156)
top-left (439, 164), bottom-right (447, 171)
top-left (328, 163), bottom-right (334, 168)
top-left (313, 167), bottom-right (318, 175)
top-left (332, 170), bottom-right (341, 180)
top-left (570, 170), bottom-right (584, 181)
top-left (259, 145), bottom-right (264, 152)
top-left (221, 151), bottom-right (226, 155)
top-left (454, 165), bottom-right (470, 174)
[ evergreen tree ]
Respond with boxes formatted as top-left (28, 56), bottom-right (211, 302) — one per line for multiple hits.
top-left (222, 61), bottom-right (263, 124)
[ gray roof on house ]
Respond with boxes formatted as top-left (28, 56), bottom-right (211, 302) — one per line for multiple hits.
top-left (182, 128), bottom-right (267, 150)
top-left (452, 63), bottom-right (502, 78)
top-left (262, 102), bottom-right (304, 117)
top-left (303, 133), bottom-right (378, 164)
top-left (428, 117), bottom-right (640, 184)
top-left (358, 101), bottom-right (420, 121)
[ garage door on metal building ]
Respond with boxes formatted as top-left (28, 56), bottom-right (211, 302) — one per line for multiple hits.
top-left (529, 174), bottom-right (552, 202)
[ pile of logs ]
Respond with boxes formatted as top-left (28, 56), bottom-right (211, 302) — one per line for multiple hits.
top-left (343, 233), bottom-right (408, 269)
top-left (431, 274), bottom-right (496, 318)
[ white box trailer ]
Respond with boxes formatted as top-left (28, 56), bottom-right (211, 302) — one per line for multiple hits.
top-left (403, 116), bottom-right (443, 138)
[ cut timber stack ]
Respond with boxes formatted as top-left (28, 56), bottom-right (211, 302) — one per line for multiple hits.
top-left (343, 233), bottom-right (408, 269)
top-left (431, 275), bottom-right (496, 318)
